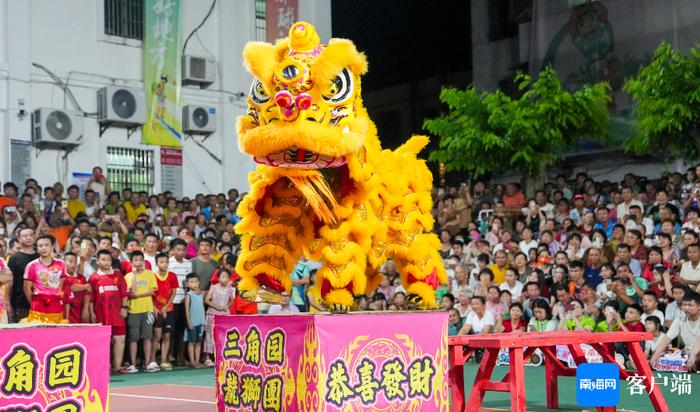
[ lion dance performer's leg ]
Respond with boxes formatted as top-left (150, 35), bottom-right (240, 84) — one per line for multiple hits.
top-left (311, 202), bottom-right (378, 312)
top-left (384, 188), bottom-right (447, 309)
top-left (235, 174), bottom-right (313, 302)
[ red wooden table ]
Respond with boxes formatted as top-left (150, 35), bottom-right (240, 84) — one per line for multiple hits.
top-left (448, 331), bottom-right (670, 412)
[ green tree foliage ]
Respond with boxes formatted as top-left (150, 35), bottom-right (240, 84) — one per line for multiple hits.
top-left (624, 43), bottom-right (700, 160)
top-left (424, 67), bottom-right (610, 178)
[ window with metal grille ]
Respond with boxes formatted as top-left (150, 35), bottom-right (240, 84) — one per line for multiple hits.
top-left (104, 0), bottom-right (144, 40)
top-left (107, 147), bottom-right (154, 194)
top-left (255, 0), bottom-right (266, 41)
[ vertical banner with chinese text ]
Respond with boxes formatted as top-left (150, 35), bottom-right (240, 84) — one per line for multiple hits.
top-left (266, 0), bottom-right (298, 42)
top-left (143, 0), bottom-right (183, 147)
top-left (0, 324), bottom-right (111, 411)
top-left (214, 312), bottom-right (448, 411)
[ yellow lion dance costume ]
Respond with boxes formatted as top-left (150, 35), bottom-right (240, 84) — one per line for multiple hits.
top-left (235, 22), bottom-right (446, 312)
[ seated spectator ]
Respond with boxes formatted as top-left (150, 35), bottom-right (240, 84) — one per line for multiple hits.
top-left (643, 316), bottom-right (668, 360)
top-left (608, 304), bottom-right (645, 332)
top-left (679, 243), bottom-right (700, 288)
top-left (614, 243), bottom-right (642, 278)
top-left (453, 291), bottom-right (471, 318)
top-left (499, 268), bottom-right (523, 302)
top-left (484, 286), bottom-right (503, 319)
top-left (640, 291), bottom-right (665, 324)
top-left (596, 264), bottom-right (616, 302)
top-left (488, 250), bottom-right (510, 284)
top-left (557, 298), bottom-right (595, 331)
top-left (650, 292), bottom-right (700, 371)
top-left (568, 260), bottom-right (587, 299)
top-left (664, 285), bottom-right (688, 329)
top-left (519, 227), bottom-right (538, 255)
top-left (496, 302), bottom-right (528, 333)
top-left (448, 308), bottom-right (464, 336)
top-left (528, 299), bottom-right (558, 332)
top-left (473, 268), bottom-right (494, 297)
top-left (440, 293), bottom-right (455, 310)
top-left (458, 296), bottom-right (495, 335)
top-left (594, 206), bottom-right (616, 239)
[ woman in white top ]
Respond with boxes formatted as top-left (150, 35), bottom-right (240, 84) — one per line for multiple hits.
top-left (499, 268), bottom-right (524, 302)
top-left (458, 296), bottom-right (495, 335)
top-left (519, 227), bottom-right (538, 255)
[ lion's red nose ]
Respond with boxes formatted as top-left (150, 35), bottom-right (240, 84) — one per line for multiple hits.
top-left (296, 93), bottom-right (312, 110)
top-left (274, 90), bottom-right (293, 108)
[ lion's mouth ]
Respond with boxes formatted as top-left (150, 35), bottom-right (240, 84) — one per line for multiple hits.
top-left (254, 148), bottom-right (346, 169)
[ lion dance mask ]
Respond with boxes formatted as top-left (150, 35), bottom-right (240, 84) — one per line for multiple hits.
top-left (235, 22), bottom-right (446, 312)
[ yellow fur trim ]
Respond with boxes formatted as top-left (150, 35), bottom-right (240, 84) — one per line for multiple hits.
top-left (238, 112), bottom-right (370, 158)
top-left (324, 288), bottom-right (355, 308)
top-left (242, 41), bottom-right (288, 86)
top-left (312, 39), bottom-right (368, 87)
top-left (288, 22), bottom-right (320, 52)
top-left (406, 282), bottom-right (438, 310)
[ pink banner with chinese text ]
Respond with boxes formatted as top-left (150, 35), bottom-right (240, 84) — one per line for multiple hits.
top-left (0, 324), bottom-right (111, 411)
top-left (214, 312), bottom-right (449, 412)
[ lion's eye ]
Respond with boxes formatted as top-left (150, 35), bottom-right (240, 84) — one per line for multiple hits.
top-left (322, 68), bottom-right (354, 104)
top-left (250, 79), bottom-right (269, 105)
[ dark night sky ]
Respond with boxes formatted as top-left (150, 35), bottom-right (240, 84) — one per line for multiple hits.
top-left (331, 0), bottom-right (472, 91)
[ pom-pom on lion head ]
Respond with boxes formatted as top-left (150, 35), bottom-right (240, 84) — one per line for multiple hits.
top-left (237, 22), bottom-right (370, 171)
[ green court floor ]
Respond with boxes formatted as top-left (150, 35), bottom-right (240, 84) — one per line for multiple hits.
top-left (110, 364), bottom-right (699, 410)
top-left (110, 366), bottom-right (214, 388)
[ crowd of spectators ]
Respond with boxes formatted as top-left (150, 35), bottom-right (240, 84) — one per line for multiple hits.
top-left (1, 166), bottom-right (700, 373)
top-left (432, 170), bottom-right (700, 371)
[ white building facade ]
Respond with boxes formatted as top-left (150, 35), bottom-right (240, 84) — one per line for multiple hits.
top-left (0, 0), bottom-right (331, 197)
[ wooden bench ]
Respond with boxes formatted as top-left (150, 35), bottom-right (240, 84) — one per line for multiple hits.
top-left (448, 331), bottom-right (670, 412)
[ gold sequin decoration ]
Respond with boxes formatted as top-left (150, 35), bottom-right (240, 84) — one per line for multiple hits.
top-left (329, 239), bottom-right (349, 253)
top-left (326, 261), bottom-right (350, 280)
top-left (358, 203), bottom-right (368, 221)
top-left (243, 255), bottom-right (286, 272)
top-left (249, 233), bottom-right (292, 252)
top-left (259, 214), bottom-right (304, 235)
top-left (272, 196), bottom-right (305, 207)
top-left (309, 238), bottom-right (323, 254)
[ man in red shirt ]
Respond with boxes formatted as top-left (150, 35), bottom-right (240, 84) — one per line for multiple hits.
top-left (0, 182), bottom-right (18, 213)
top-left (23, 234), bottom-right (67, 324)
top-left (62, 252), bottom-right (91, 323)
top-left (152, 252), bottom-right (179, 371)
top-left (89, 249), bottom-right (128, 374)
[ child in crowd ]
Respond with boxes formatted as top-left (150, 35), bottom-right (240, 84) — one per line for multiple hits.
top-left (644, 316), bottom-right (668, 359)
top-left (448, 308), bottom-right (463, 336)
top-left (125, 251), bottom-right (158, 373)
top-left (203, 268), bottom-right (235, 367)
top-left (618, 304), bottom-right (645, 332)
top-left (0, 256), bottom-right (11, 323)
top-left (528, 300), bottom-right (558, 332)
top-left (62, 252), bottom-right (91, 323)
top-left (184, 273), bottom-right (205, 368)
top-left (89, 249), bottom-right (128, 374)
top-left (152, 252), bottom-right (179, 371)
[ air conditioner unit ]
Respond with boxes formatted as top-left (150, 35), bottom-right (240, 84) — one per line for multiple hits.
top-left (183, 105), bottom-right (217, 134)
top-left (182, 55), bottom-right (215, 87)
top-left (97, 86), bottom-right (146, 127)
top-left (32, 108), bottom-right (84, 147)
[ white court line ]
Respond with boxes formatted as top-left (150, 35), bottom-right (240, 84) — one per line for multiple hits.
top-left (112, 383), bottom-right (213, 389)
top-left (110, 393), bottom-right (216, 405)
